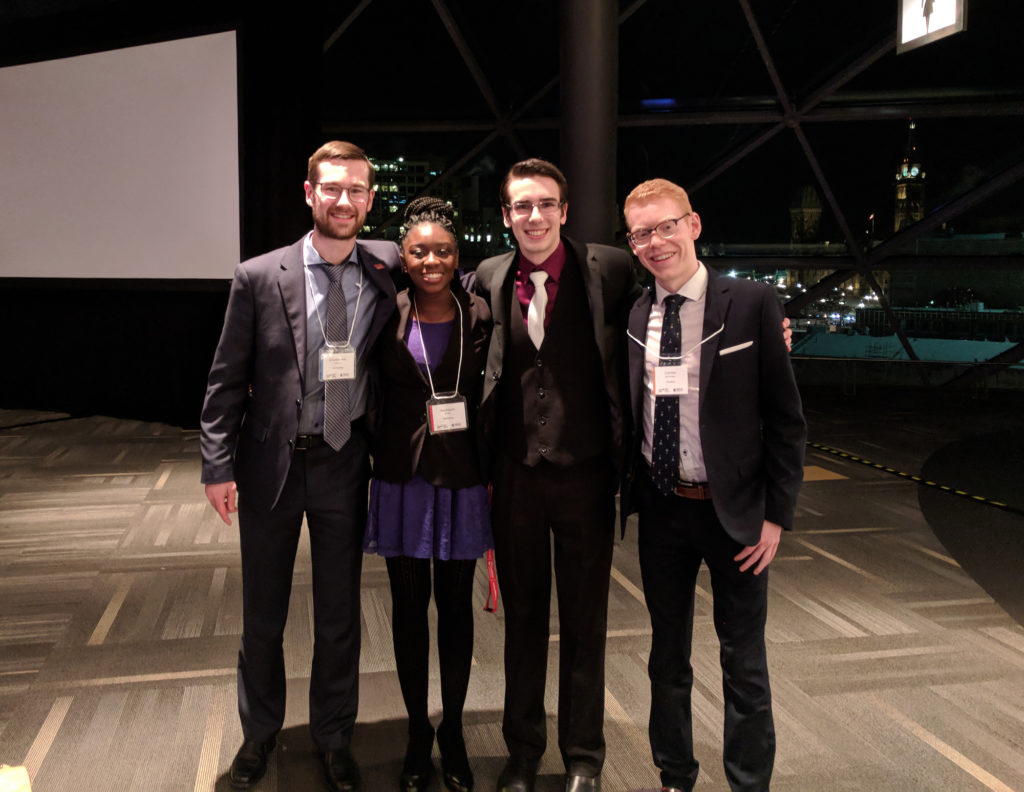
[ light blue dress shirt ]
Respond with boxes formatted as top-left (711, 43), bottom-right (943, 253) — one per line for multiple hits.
top-left (297, 232), bottom-right (382, 435)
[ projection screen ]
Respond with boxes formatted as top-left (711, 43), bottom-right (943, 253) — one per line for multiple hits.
top-left (0, 31), bottom-right (239, 279)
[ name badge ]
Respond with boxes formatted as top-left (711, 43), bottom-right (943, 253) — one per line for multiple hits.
top-left (320, 345), bottom-right (356, 381)
top-left (653, 364), bottom-right (688, 395)
top-left (427, 394), bottom-right (469, 434)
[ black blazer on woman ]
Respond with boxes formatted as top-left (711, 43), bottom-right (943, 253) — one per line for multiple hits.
top-left (370, 285), bottom-right (492, 489)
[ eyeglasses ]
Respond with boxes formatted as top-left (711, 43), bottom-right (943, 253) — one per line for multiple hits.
top-left (315, 183), bottom-right (370, 204)
top-left (505, 199), bottom-right (564, 217)
top-left (627, 213), bottom-right (691, 247)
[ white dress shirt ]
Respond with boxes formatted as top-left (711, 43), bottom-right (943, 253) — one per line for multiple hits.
top-left (641, 262), bottom-right (709, 483)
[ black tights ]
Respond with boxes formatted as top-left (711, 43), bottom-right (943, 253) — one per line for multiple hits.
top-left (386, 555), bottom-right (477, 764)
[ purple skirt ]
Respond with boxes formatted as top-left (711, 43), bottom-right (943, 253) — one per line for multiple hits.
top-left (364, 475), bottom-right (493, 560)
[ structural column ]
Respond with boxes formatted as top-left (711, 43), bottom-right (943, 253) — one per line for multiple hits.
top-left (560, 0), bottom-right (619, 244)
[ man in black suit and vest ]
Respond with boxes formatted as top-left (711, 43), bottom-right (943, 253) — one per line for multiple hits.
top-left (200, 141), bottom-right (399, 791)
top-left (473, 159), bottom-right (639, 792)
top-left (620, 178), bottom-right (806, 792)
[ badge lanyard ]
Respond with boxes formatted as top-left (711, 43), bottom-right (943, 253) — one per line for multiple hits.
top-left (413, 292), bottom-right (469, 434)
top-left (627, 320), bottom-right (725, 396)
top-left (305, 261), bottom-right (364, 381)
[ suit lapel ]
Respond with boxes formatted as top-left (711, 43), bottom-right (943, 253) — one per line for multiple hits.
top-left (358, 241), bottom-right (398, 351)
top-left (628, 289), bottom-right (654, 420)
top-left (481, 251), bottom-right (516, 403)
top-left (699, 268), bottom-right (730, 414)
top-left (277, 238), bottom-right (307, 384)
top-left (568, 238), bottom-right (608, 360)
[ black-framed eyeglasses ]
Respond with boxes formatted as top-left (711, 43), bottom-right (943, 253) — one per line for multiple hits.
top-left (504, 198), bottom-right (564, 217)
top-left (627, 213), bottom-right (691, 247)
top-left (315, 183), bottom-right (370, 204)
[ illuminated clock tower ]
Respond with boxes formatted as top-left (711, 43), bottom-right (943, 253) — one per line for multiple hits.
top-left (894, 119), bottom-right (926, 232)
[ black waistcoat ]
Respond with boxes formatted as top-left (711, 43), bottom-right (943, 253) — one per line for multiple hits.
top-left (497, 249), bottom-right (610, 467)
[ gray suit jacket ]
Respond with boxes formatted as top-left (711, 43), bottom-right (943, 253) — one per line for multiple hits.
top-left (621, 267), bottom-right (806, 544)
top-left (200, 236), bottom-right (399, 511)
top-left (471, 235), bottom-right (640, 474)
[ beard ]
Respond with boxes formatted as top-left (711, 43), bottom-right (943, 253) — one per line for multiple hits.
top-left (312, 201), bottom-right (364, 241)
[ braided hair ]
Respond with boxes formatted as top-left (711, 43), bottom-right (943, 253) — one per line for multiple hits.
top-left (399, 196), bottom-right (458, 247)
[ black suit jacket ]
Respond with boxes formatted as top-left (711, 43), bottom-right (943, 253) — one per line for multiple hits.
top-left (199, 236), bottom-right (399, 511)
top-left (369, 285), bottom-right (491, 488)
top-left (472, 235), bottom-right (640, 473)
top-left (620, 267), bottom-right (806, 545)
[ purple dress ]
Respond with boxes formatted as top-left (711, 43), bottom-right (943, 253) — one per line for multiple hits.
top-left (364, 318), bottom-right (493, 560)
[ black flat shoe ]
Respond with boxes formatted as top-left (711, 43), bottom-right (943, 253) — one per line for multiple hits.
top-left (437, 723), bottom-right (473, 792)
top-left (442, 767), bottom-right (474, 792)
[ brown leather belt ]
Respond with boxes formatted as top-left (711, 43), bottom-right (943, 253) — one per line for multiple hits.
top-left (670, 480), bottom-right (713, 500)
top-left (643, 462), bottom-right (713, 500)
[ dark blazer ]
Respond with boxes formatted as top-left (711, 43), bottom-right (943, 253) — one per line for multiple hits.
top-left (620, 267), bottom-right (806, 545)
top-left (199, 236), bottom-right (399, 511)
top-left (472, 235), bottom-right (640, 473)
top-left (369, 285), bottom-right (492, 488)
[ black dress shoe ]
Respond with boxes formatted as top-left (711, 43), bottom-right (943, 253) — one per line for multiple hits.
top-left (564, 774), bottom-right (600, 792)
top-left (399, 765), bottom-right (433, 792)
top-left (321, 748), bottom-right (361, 792)
top-left (229, 738), bottom-right (275, 789)
top-left (496, 756), bottom-right (538, 792)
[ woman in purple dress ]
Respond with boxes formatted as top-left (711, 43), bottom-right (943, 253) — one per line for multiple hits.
top-left (365, 196), bottom-right (492, 792)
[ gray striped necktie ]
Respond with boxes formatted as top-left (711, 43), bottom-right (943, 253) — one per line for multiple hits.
top-left (323, 264), bottom-right (351, 451)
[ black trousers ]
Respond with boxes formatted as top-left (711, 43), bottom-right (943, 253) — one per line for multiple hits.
top-left (491, 454), bottom-right (616, 776)
top-left (236, 431), bottom-right (369, 752)
top-left (636, 473), bottom-right (774, 792)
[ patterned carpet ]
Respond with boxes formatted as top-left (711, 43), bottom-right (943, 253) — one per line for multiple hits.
top-left (0, 393), bottom-right (1022, 792)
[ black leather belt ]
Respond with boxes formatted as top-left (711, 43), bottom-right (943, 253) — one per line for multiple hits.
top-left (293, 434), bottom-right (328, 450)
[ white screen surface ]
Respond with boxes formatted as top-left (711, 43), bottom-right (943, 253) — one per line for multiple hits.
top-left (0, 31), bottom-right (239, 279)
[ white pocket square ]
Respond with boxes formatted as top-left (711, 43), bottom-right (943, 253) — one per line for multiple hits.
top-left (719, 340), bottom-right (753, 356)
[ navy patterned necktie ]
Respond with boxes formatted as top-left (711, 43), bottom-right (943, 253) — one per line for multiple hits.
top-left (651, 294), bottom-right (685, 495)
top-left (323, 264), bottom-right (351, 451)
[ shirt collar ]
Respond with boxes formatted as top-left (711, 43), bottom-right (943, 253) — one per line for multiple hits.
top-left (654, 261), bottom-right (707, 306)
top-left (516, 239), bottom-right (566, 283)
top-left (303, 231), bottom-right (359, 270)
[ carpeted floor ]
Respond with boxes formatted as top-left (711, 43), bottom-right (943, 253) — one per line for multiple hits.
top-left (0, 387), bottom-right (1022, 792)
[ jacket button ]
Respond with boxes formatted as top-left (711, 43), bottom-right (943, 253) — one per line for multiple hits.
top-left (535, 358), bottom-right (543, 367)
top-left (539, 446), bottom-right (548, 455)
top-left (538, 416), bottom-right (547, 426)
